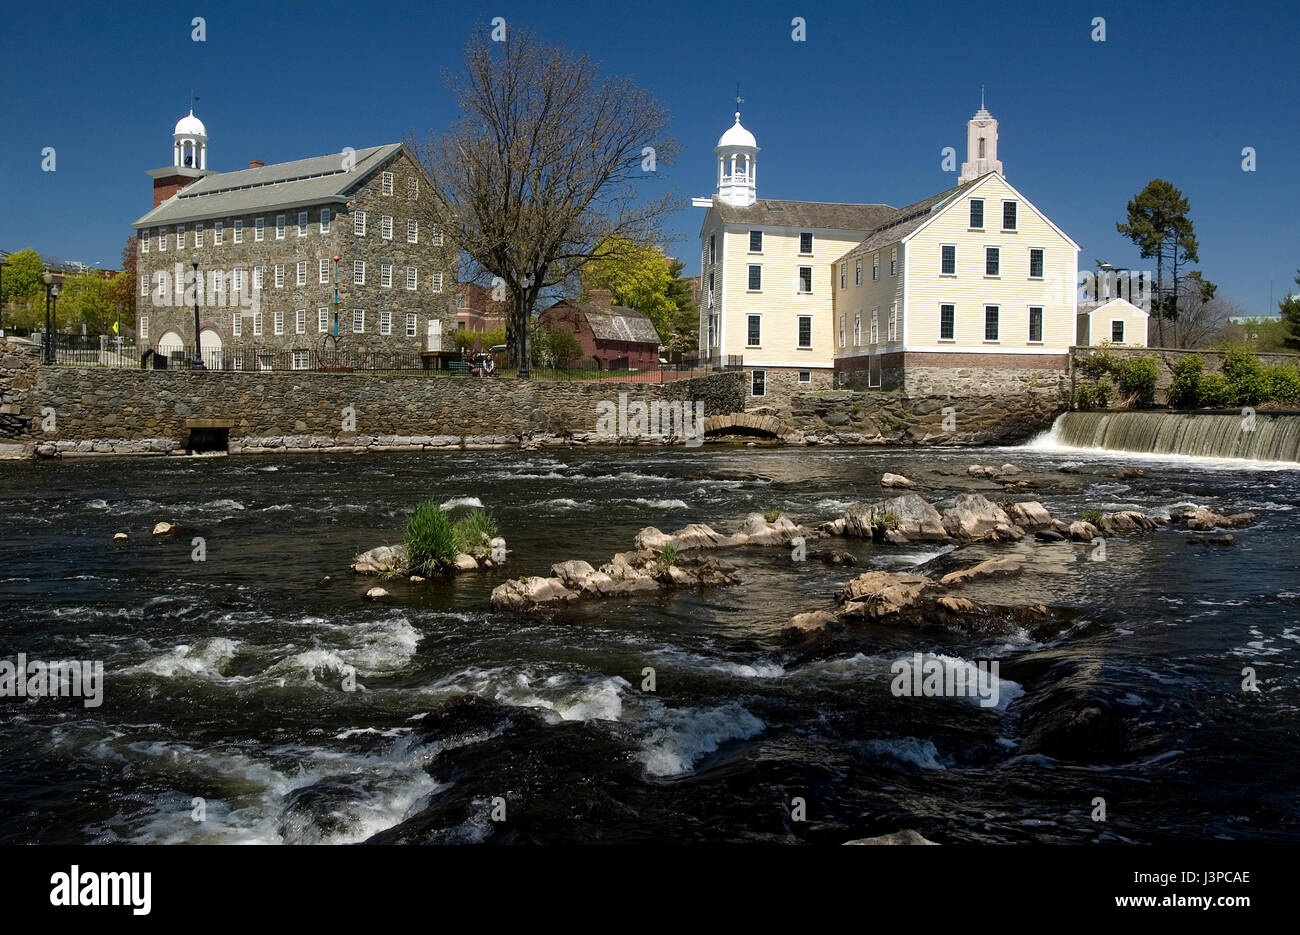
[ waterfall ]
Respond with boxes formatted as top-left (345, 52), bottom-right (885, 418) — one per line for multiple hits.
top-left (1028, 411), bottom-right (1300, 463)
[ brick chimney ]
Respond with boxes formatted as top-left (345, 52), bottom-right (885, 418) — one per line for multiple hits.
top-left (248, 159), bottom-right (265, 169)
top-left (588, 288), bottom-right (613, 308)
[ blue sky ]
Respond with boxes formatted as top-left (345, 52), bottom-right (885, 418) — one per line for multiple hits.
top-left (2, 0), bottom-right (1297, 313)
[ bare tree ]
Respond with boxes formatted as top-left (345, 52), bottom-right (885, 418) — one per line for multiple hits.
top-left (1168, 273), bottom-right (1239, 348)
top-left (413, 29), bottom-right (678, 377)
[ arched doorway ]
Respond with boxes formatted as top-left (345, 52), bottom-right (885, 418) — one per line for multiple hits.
top-left (200, 327), bottom-right (223, 369)
top-left (156, 329), bottom-right (185, 364)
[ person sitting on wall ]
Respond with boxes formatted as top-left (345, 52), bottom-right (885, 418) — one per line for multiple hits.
top-left (483, 356), bottom-right (495, 377)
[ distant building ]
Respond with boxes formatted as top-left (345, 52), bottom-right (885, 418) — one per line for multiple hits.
top-left (132, 110), bottom-right (457, 368)
top-left (537, 289), bottom-right (660, 370)
top-left (456, 282), bottom-right (508, 333)
top-left (1077, 298), bottom-right (1149, 347)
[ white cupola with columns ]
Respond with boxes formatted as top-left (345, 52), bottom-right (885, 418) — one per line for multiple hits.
top-left (715, 112), bottom-right (758, 207)
top-left (958, 89), bottom-right (1003, 184)
top-left (173, 110), bottom-right (208, 170)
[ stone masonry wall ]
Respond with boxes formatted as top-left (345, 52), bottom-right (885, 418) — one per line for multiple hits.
top-left (1070, 345), bottom-right (1300, 404)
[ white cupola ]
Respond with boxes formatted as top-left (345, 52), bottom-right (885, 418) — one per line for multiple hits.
top-left (958, 91), bottom-right (1003, 184)
top-left (715, 112), bottom-right (758, 207)
top-left (173, 110), bottom-right (208, 170)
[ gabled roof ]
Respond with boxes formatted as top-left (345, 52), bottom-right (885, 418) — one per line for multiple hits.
top-left (1078, 298), bottom-right (1149, 317)
top-left (838, 180), bottom-right (976, 260)
top-left (709, 197), bottom-right (895, 232)
top-left (544, 299), bottom-right (660, 345)
top-left (134, 143), bottom-right (405, 228)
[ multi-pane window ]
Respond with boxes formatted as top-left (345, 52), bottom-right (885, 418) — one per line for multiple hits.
top-left (354, 210), bottom-right (366, 236)
top-left (381, 171), bottom-right (393, 195)
top-left (941, 244), bottom-right (956, 275)
top-left (890, 247), bottom-right (897, 276)
top-left (749, 230), bottom-right (763, 252)
top-left (352, 308), bottom-right (364, 333)
top-left (158, 228), bottom-right (166, 251)
top-left (799, 232), bottom-right (813, 254)
top-left (176, 226), bottom-right (185, 249)
top-left (273, 310), bottom-right (284, 335)
top-left (1029, 248), bottom-right (1044, 279)
top-left (253, 266), bottom-right (264, 290)
top-left (985, 246), bottom-right (1000, 276)
top-left (233, 268), bottom-right (245, 293)
top-left (381, 215), bottom-right (393, 240)
top-left (405, 313), bottom-right (417, 337)
top-left (232, 312), bottom-right (242, 337)
top-left (888, 304), bottom-right (897, 341)
top-left (140, 315), bottom-right (149, 338)
top-left (380, 309), bottom-right (392, 335)
top-left (969, 199), bottom-right (984, 228)
top-left (430, 271), bottom-right (444, 293)
top-left (1112, 319), bottom-right (1125, 343)
top-left (432, 225), bottom-right (443, 246)
top-left (1002, 200), bottom-right (1017, 231)
top-left (839, 314), bottom-right (846, 348)
top-left (195, 223), bottom-right (204, 247)
top-left (141, 230), bottom-right (149, 253)
top-left (840, 263), bottom-right (847, 289)
top-left (1029, 306), bottom-right (1044, 343)
top-left (297, 261), bottom-right (307, 286)
top-left (320, 208), bottom-right (331, 233)
top-left (407, 177), bottom-right (418, 199)
top-left (140, 274), bottom-right (147, 295)
top-left (855, 259), bottom-right (862, 285)
top-left (297, 212), bottom-right (307, 236)
top-left (984, 305), bottom-right (1000, 341)
top-left (872, 253), bottom-right (879, 281)
top-left (233, 220), bottom-right (244, 243)
top-left (256, 217), bottom-right (265, 241)
top-left (319, 259), bottom-right (330, 283)
top-left (708, 234), bottom-right (716, 264)
top-left (403, 266), bottom-right (416, 290)
top-left (746, 314), bottom-right (761, 347)
top-left (798, 370), bottom-right (811, 384)
top-left (940, 303), bottom-right (955, 340)
top-left (274, 264), bottom-right (285, 288)
top-left (214, 221), bottom-right (224, 244)
top-left (353, 260), bottom-right (365, 285)
top-left (407, 219), bottom-right (418, 243)
top-left (798, 266), bottom-right (813, 293)
top-left (870, 308), bottom-right (879, 344)
top-left (751, 370), bottom-right (766, 397)
top-left (295, 308), bottom-right (306, 334)
top-left (211, 270), bottom-right (224, 296)
top-left (277, 215), bottom-right (287, 239)
top-left (253, 311), bottom-right (263, 336)
top-left (853, 311), bottom-right (861, 345)
top-left (292, 349), bottom-right (310, 370)
top-left (318, 307), bottom-right (329, 333)
top-left (380, 264), bottom-right (392, 288)
top-left (797, 315), bottom-right (812, 348)
top-left (747, 264), bottom-right (762, 291)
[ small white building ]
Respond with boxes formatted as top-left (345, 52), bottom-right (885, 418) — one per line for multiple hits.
top-left (1076, 298), bottom-right (1149, 347)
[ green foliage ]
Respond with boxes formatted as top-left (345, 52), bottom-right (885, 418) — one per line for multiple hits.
top-left (458, 434), bottom-right (467, 449)
top-left (762, 507), bottom-right (783, 523)
top-left (1, 248), bottom-right (44, 304)
top-left (1080, 348), bottom-right (1114, 379)
top-left (1080, 509), bottom-right (1104, 526)
top-left (581, 237), bottom-right (678, 342)
top-left (872, 510), bottom-right (900, 533)
top-left (55, 272), bottom-right (114, 335)
top-left (658, 544), bottom-right (678, 569)
top-left (455, 327), bottom-right (506, 352)
top-left (1196, 372), bottom-right (1233, 408)
top-left (1114, 356), bottom-right (1159, 406)
top-left (1222, 345), bottom-right (1268, 405)
top-left (1265, 365), bottom-right (1300, 405)
top-left (453, 509), bottom-right (499, 555)
top-left (1169, 353), bottom-right (1203, 408)
top-left (1279, 271), bottom-right (1300, 351)
top-left (405, 501), bottom-right (460, 574)
top-left (850, 403), bottom-right (861, 415)
top-left (1076, 376), bottom-right (1112, 409)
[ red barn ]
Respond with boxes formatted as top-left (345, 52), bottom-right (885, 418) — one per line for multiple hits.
top-left (538, 290), bottom-right (660, 370)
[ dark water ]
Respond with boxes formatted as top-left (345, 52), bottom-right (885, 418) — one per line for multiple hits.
top-left (1, 442), bottom-right (1297, 844)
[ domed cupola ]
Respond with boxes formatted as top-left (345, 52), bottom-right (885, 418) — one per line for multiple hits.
top-left (715, 112), bottom-right (758, 207)
top-left (173, 109), bottom-right (208, 170)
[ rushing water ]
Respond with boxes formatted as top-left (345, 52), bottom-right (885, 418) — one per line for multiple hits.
top-left (1, 445), bottom-right (1297, 844)
top-left (1042, 410), bottom-right (1300, 463)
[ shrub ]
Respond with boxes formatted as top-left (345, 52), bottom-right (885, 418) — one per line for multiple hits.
top-left (453, 509), bottom-right (498, 555)
top-left (658, 544), bottom-right (678, 568)
top-left (1080, 349), bottom-right (1114, 380)
top-left (405, 501), bottom-right (459, 574)
top-left (872, 510), bottom-right (900, 534)
top-left (1265, 365), bottom-right (1300, 405)
top-left (1169, 354), bottom-right (1203, 409)
top-left (1114, 356), bottom-right (1159, 406)
top-left (1080, 509), bottom-right (1104, 526)
top-left (1222, 346), bottom-right (1268, 405)
top-left (762, 507), bottom-right (784, 523)
top-left (1197, 372), bottom-right (1233, 408)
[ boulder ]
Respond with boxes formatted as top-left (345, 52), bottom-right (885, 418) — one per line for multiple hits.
top-left (998, 463), bottom-right (1022, 475)
top-left (409, 575), bottom-right (426, 583)
top-left (1034, 528), bottom-right (1066, 542)
top-left (1098, 511), bottom-right (1161, 535)
top-left (939, 557), bottom-right (1023, 588)
top-left (152, 522), bottom-right (174, 536)
top-left (785, 610), bottom-right (841, 640)
top-left (489, 576), bottom-right (580, 611)
top-left (351, 544), bottom-right (410, 575)
top-left (843, 830), bottom-right (939, 846)
top-left (1006, 501), bottom-right (1053, 530)
top-left (881, 472), bottom-right (916, 489)
top-left (942, 494), bottom-right (1023, 541)
top-left (819, 549), bottom-right (858, 566)
top-left (1184, 507), bottom-right (1258, 531)
top-left (968, 464), bottom-right (997, 477)
top-left (453, 553), bottom-right (479, 572)
top-left (935, 596), bottom-right (979, 613)
top-left (1067, 520), bottom-right (1101, 542)
top-left (1187, 533), bottom-right (1235, 546)
top-left (835, 571), bottom-right (937, 619)
top-left (364, 587), bottom-right (389, 601)
top-left (113, 532), bottom-right (128, 541)
top-left (842, 494), bottom-right (948, 541)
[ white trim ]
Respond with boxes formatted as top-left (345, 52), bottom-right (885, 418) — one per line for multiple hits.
top-left (902, 345), bottom-right (1070, 355)
top-left (744, 360), bottom-right (836, 369)
top-left (901, 173), bottom-right (1082, 251)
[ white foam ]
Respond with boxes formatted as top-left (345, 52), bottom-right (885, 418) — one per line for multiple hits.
top-left (862, 737), bottom-right (947, 770)
top-left (632, 498), bottom-right (687, 509)
top-left (439, 496), bottom-right (483, 510)
top-left (126, 638), bottom-right (240, 679)
top-left (638, 701), bottom-right (765, 777)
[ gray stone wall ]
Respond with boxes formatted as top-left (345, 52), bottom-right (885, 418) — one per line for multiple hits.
top-left (137, 149), bottom-right (456, 361)
top-left (748, 367), bottom-right (833, 403)
top-left (902, 365), bottom-right (1069, 398)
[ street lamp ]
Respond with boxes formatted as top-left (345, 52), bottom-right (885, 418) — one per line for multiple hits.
top-left (42, 271), bottom-right (59, 364)
top-left (191, 261), bottom-right (205, 370)
top-left (332, 255), bottom-right (340, 337)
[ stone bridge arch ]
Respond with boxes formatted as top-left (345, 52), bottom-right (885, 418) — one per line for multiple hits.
top-left (703, 411), bottom-right (786, 438)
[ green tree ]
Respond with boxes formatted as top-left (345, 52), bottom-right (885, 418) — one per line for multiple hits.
top-left (1117, 179), bottom-right (1201, 346)
top-left (56, 272), bottom-right (114, 334)
top-left (1279, 271), bottom-right (1300, 350)
top-left (581, 237), bottom-right (676, 341)
top-left (664, 258), bottom-right (698, 355)
top-left (1, 248), bottom-right (45, 330)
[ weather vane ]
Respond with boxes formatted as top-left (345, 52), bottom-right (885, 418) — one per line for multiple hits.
top-left (735, 84), bottom-right (743, 115)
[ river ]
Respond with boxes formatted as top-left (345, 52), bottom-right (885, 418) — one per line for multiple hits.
top-left (1, 442), bottom-right (1297, 844)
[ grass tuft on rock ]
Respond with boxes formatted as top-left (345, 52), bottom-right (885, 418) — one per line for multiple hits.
top-left (454, 509), bottom-right (498, 556)
top-left (405, 501), bottom-right (460, 575)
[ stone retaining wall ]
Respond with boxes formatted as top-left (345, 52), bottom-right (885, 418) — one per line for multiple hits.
top-left (1070, 345), bottom-right (1300, 403)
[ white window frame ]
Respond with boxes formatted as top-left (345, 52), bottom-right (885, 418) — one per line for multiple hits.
top-left (380, 264), bottom-right (392, 288)
top-left (432, 224), bottom-right (443, 246)
top-left (1111, 319), bottom-right (1125, 343)
top-left (318, 307), bottom-right (329, 333)
top-left (799, 232), bottom-right (814, 255)
top-left (797, 265), bottom-right (813, 294)
top-left (405, 313), bottom-right (417, 337)
top-left (431, 271), bottom-right (444, 293)
top-left (320, 259), bottom-right (330, 283)
top-left (276, 215), bottom-right (286, 240)
top-left (233, 219), bottom-right (243, 243)
top-left (853, 311), bottom-right (861, 346)
top-left (839, 313), bottom-right (846, 348)
top-left (888, 304), bottom-right (897, 342)
top-left (407, 177), bottom-right (418, 199)
top-left (253, 266), bottom-right (264, 290)
top-left (253, 311), bottom-right (263, 337)
top-left (939, 303), bottom-right (956, 341)
top-left (354, 210), bottom-right (366, 236)
top-left (380, 309), bottom-right (392, 335)
top-left (255, 216), bottom-right (265, 241)
top-left (296, 308), bottom-right (306, 334)
top-left (232, 312), bottom-right (242, 337)
top-left (984, 305), bottom-right (1000, 342)
top-left (214, 221), bottom-right (224, 245)
top-left (854, 259), bottom-right (862, 286)
top-left (292, 349), bottom-right (310, 370)
top-left (872, 252), bottom-right (879, 281)
top-left (869, 308), bottom-right (879, 345)
top-left (140, 314), bottom-right (149, 338)
top-left (273, 310), bottom-right (284, 335)
top-left (141, 230), bottom-right (149, 253)
top-left (176, 226), bottom-right (184, 250)
top-left (985, 246), bottom-right (1001, 278)
top-left (747, 264), bottom-right (762, 292)
top-left (274, 264), bottom-right (285, 288)
top-left (969, 198), bottom-right (985, 230)
top-left (796, 314), bottom-right (812, 349)
top-left (940, 244), bottom-right (957, 276)
top-left (406, 267), bottom-right (418, 290)
top-left (748, 230), bottom-right (763, 253)
top-left (1002, 199), bottom-right (1018, 232)
top-left (381, 171), bottom-right (393, 195)
top-left (798, 370), bottom-right (811, 384)
top-left (297, 261), bottom-right (308, 286)
top-left (381, 215), bottom-right (393, 240)
top-left (194, 223), bottom-right (204, 247)
top-left (746, 313), bottom-right (761, 348)
top-left (407, 219), bottom-right (418, 243)
top-left (297, 211), bottom-right (308, 236)
top-left (352, 308), bottom-right (364, 333)
top-left (353, 260), bottom-right (365, 285)
top-left (320, 208), bottom-right (331, 233)
top-left (1028, 306), bottom-right (1044, 344)
top-left (158, 228), bottom-right (167, 251)
top-left (751, 369), bottom-right (766, 397)
top-left (1028, 247), bottom-right (1045, 280)
top-left (889, 247), bottom-right (897, 277)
